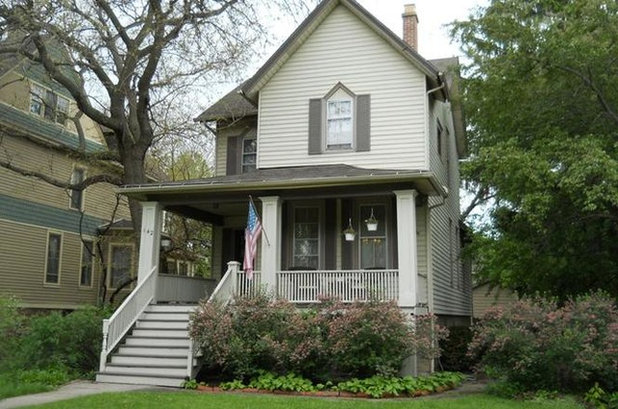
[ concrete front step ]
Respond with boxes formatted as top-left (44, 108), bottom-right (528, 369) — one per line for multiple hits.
top-left (145, 304), bottom-right (196, 313)
top-left (103, 364), bottom-right (187, 377)
top-left (118, 346), bottom-right (189, 357)
top-left (111, 355), bottom-right (194, 367)
top-left (140, 312), bottom-right (190, 321)
top-left (137, 320), bottom-right (188, 330)
top-left (132, 328), bottom-right (188, 338)
top-left (96, 372), bottom-right (186, 388)
top-left (124, 337), bottom-right (191, 347)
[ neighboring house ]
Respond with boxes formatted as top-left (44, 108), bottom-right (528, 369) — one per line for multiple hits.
top-left (473, 283), bottom-right (519, 319)
top-left (97, 0), bottom-right (471, 386)
top-left (0, 50), bottom-right (136, 310)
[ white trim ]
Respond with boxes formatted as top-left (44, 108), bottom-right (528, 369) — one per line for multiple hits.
top-left (322, 83), bottom-right (357, 153)
top-left (27, 79), bottom-right (71, 127)
top-left (43, 230), bottom-right (64, 287)
top-left (78, 237), bottom-right (96, 288)
top-left (356, 201), bottom-right (389, 269)
top-left (106, 242), bottom-right (136, 290)
top-left (289, 201), bottom-right (324, 270)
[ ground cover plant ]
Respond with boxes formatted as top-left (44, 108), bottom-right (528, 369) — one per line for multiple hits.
top-left (469, 291), bottom-right (618, 394)
top-left (17, 391), bottom-right (586, 409)
top-left (189, 294), bottom-right (447, 381)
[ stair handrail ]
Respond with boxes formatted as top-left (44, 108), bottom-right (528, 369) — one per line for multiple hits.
top-left (99, 265), bottom-right (158, 372)
top-left (207, 261), bottom-right (239, 305)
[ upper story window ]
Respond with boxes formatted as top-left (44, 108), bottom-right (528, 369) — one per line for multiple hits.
top-left (69, 167), bottom-right (85, 210)
top-left (242, 136), bottom-right (256, 173)
top-left (30, 83), bottom-right (70, 126)
top-left (326, 89), bottom-right (354, 151)
top-left (308, 82), bottom-right (370, 155)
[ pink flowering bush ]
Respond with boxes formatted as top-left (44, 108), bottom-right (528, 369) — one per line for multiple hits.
top-left (189, 294), bottom-right (447, 381)
top-left (468, 291), bottom-right (618, 393)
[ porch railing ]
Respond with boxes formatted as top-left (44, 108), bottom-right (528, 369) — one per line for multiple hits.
top-left (100, 265), bottom-right (157, 371)
top-left (156, 274), bottom-right (217, 303)
top-left (236, 271), bottom-right (262, 298)
top-left (277, 269), bottom-right (399, 303)
top-left (208, 261), bottom-right (238, 304)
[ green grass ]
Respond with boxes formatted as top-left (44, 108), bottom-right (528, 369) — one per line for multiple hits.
top-left (20, 391), bottom-right (585, 409)
top-left (0, 373), bottom-right (54, 400)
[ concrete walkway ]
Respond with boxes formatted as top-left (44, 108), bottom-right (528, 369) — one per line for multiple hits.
top-left (0, 380), bottom-right (166, 409)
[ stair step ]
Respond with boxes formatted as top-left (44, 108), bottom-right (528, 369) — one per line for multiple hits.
top-left (96, 372), bottom-right (185, 387)
top-left (146, 304), bottom-right (196, 313)
top-left (137, 320), bottom-right (188, 330)
top-left (118, 346), bottom-right (189, 357)
top-left (103, 364), bottom-right (188, 377)
top-left (132, 328), bottom-right (188, 338)
top-left (111, 355), bottom-right (192, 366)
top-left (140, 312), bottom-right (189, 321)
top-left (124, 337), bottom-right (190, 347)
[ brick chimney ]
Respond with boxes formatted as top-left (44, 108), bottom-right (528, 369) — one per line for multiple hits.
top-left (402, 4), bottom-right (419, 51)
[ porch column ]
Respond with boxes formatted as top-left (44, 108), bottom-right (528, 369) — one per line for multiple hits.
top-left (259, 196), bottom-right (281, 292)
top-left (394, 190), bottom-right (418, 309)
top-left (137, 201), bottom-right (163, 286)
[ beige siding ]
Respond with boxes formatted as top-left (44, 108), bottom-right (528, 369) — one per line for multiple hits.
top-left (258, 6), bottom-right (427, 170)
top-left (427, 100), bottom-right (471, 317)
top-left (473, 284), bottom-right (519, 318)
top-left (0, 133), bottom-right (130, 221)
top-left (0, 219), bottom-right (100, 308)
top-left (416, 206), bottom-right (428, 305)
top-left (215, 117), bottom-right (256, 176)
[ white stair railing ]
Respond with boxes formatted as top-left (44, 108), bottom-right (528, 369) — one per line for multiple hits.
top-left (99, 265), bottom-right (157, 372)
top-left (207, 261), bottom-right (239, 304)
top-left (236, 271), bottom-right (262, 297)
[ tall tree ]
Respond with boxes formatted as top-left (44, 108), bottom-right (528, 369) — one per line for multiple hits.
top-left (452, 0), bottom-right (618, 299)
top-left (0, 0), bottom-right (309, 227)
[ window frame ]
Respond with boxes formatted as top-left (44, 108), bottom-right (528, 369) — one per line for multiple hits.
top-left (241, 135), bottom-right (257, 173)
top-left (323, 84), bottom-right (356, 152)
top-left (44, 231), bottom-right (63, 286)
top-left (79, 238), bottom-right (95, 288)
top-left (107, 243), bottom-right (135, 290)
top-left (69, 166), bottom-right (86, 211)
top-left (357, 203), bottom-right (389, 270)
top-left (29, 81), bottom-right (70, 126)
top-left (289, 201), bottom-right (324, 270)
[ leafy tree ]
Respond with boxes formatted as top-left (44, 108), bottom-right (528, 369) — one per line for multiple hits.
top-left (0, 0), bottom-right (310, 227)
top-left (452, 0), bottom-right (618, 299)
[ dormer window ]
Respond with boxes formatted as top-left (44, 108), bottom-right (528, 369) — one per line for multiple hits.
top-left (309, 83), bottom-right (370, 155)
top-left (30, 83), bottom-right (69, 126)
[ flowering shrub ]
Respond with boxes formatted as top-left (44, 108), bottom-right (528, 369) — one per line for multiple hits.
top-left (189, 294), bottom-right (447, 381)
top-left (468, 291), bottom-right (618, 393)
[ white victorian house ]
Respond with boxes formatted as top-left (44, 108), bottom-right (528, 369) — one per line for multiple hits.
top-left (97, 0), bottom-right (471, 387)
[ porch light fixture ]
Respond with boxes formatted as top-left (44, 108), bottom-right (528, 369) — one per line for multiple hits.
top-left (343, 218), bottom-right (356, 241)
top-left (161, 237), bottom-right (172, 251)
top-left (365, 208), bottom-right (378, 231)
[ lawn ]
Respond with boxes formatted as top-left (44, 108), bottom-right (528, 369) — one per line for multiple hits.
top-left (0, 373), bottom-right (55, 400)
top-left (21, 391), bottom-right (585, 409)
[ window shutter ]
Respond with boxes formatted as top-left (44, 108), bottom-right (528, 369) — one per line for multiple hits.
top-left (226, 136), bottom-right (239, 175)
top-left (308, 98), bottom-right (322, 155)
top-left (356, 94), bottom-right (371, 152)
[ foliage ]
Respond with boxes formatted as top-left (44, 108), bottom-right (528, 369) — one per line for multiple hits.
top-left (181, 379), bottom-right (199, 390)
top-left (0, 295), bottom-right (26, 372)
top-left (439, 326), bottom-right (475, 372)
top-left (468, 292), bottom-right (618, 393)
top-left (451, 0), bottom-right (618, 299)
top-left (248, 372), bottom-right (316, 392)
top-left (335, 372), bottom-right (465, 398)
top-left (585, 383), bottom-right (618, 409)
top-left (190, 294), bottom-right (446, 381)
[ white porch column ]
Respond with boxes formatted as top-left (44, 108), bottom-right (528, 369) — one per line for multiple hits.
top-left (258, 196), bottom-right (281, 292)
top-left (394, 190), bottom-right (418, 309)
top-left (137, 201), bottom-right (163, 286)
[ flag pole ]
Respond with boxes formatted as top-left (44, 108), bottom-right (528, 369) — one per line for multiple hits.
top-left (249, 195), bottom-right (271, 247)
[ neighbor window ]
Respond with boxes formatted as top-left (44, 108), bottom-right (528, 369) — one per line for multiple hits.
top-left (359, 205), bottom-right (387, 269)
top-left (69, 168), bottom-right (85, 210)
top-left (292, 206), bottom-right (320, 269)
top-left (45, 233), bottom-right (62, 284)
top-left (30, 83), bottom-right (70, 125)
top-left (80, 240), bottom-right (94, 286)
top-left (109, 245), bottom-right (132, 288)
top-left (242, 136), bottom-right (256, 173)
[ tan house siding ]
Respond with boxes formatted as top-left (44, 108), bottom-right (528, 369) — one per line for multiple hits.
top-left (257, 6), bottom-right (427, 171)
top-left (473, 283), bottom-right (519, 318)
top-left (215, 117), bottom-right (256, 176)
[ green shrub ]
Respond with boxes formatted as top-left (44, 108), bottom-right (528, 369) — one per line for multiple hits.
top-left (469, 291), bottom-right (618, 393)
top-left (0, 295), bottom-right (26, 372)
top-left (19, 306), bottom-right (110, 376)
top-left (585, 383), bottom-right (618, 409)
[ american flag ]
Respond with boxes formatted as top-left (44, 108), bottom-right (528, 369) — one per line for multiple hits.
top-left (243, 200), bottom-right (262, 279)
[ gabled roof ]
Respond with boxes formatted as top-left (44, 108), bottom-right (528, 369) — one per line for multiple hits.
top-left (197, 0), bottom-right (449, 122)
